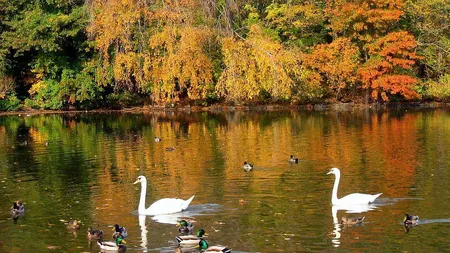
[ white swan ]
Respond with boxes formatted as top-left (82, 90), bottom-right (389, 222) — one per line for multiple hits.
top-left (134, 175), bottom-right (195, 215)
top-left (327, 168), bottom-right (382, 206)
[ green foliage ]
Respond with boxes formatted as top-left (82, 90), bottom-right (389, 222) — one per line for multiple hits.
top-left (0, 93), bottom-right (21, 111)
top-left (25, 79), bottom-right (64, 109)
top-left (425, 74), bottom-right (450, 101)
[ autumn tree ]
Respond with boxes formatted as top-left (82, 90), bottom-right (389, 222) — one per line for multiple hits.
top-left (326, 0), bottom-right (420, 102)
top-left (303, 38), bottom-right (360, 100)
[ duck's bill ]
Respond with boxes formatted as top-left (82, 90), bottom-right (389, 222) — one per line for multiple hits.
top-left (204, 233), bottom-right (209, 236)
top-left (122, 240), bottom-right (126, 244)
top-left (112, 227), bottom-right (116, 231)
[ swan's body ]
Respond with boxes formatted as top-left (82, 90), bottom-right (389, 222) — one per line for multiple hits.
top-left (327, 168), bottom-right (382, 206)
top-left (134, 175), bottom-right (195, 215)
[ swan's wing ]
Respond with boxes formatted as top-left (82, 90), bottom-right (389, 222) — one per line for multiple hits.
top-left (147, 196), bottom-right (195, 215)
top-left (339, 193), bottom-right (382, 205)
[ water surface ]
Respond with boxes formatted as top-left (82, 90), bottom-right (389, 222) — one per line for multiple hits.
top-left (1, 109), bottom-right (450, 252)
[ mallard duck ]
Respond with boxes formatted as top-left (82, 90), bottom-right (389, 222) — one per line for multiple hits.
top-left (340, 216), bottom-right (365, 225)
top-left (198, 238), bottom-right (231, 253)
top-left (327, 168), bottom-right (382, 205)
top-left (11, 200), bottom-right (25, 216)
top-left (177, 219), bottom-right (194, 234)
top-left (176, 228), bottom-right (208, 247)
top-left (67, 220), bottom-right (81, 230)
top-left (112, 224), bottom-right (128, 239)
top-left (87, 227), bottom-right (104, 240)
top-left (289, 155), bottom-right (299, 163)
top-left (155, 137), bottom-right (162, 142)
top-left (97, 234), bottom-right (126, 252)
top-left (404, 213), bottom-right (419, 225)
top-left (134, 175), bottom-right (195, 215)
top-left (243, 162), bottom-right (253, 172)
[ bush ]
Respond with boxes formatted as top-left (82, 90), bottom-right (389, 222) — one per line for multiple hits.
top-left (425, 74), bottom-right (450, 101)
top-left (0, 93), bottom-right (21, 111)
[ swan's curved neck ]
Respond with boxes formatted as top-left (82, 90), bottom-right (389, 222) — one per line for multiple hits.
top-left (331, 172), bottom-right (340, 205)
top-left (138, 181), bottom-right (147, 212)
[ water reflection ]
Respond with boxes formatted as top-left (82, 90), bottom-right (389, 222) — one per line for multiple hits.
top-left (331, 204), bottom-right (377, 247)
top-left (139, 215), bottom-right (148, 252)
top-left (1, 109), bottom-right (450, 252)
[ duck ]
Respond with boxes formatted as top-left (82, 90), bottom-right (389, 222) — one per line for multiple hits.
top-left (155, 137), bottom-right (162, 142)
top-left (243, 162), bottom-right (253, 172)
top-left (289, 155), bottom-right (299, 163)
top-left (177, 229), bottom-right (208, 247)
top-left (87, 227), bottom-right (104, 240)
top-left (340, 216), bottom-right (365, 225)
top-left (403, 213), bottom-right (419, 225)
top-left (177, 219), bottom-right (194, 234)
top-left (11, 200), bottom-right (25, 216)
top-left (67, 220), bottom-right (81, 230)
top-left (134, 175), bottom-right (195, 215)
top-left (198, 238), bottom-right (231, 253)
top-left (327, 168), bottom-right (382, 206)
top-left (112, 224), bottom-right (128, 239)
top-left (97, 234), bottom-right (126, 252)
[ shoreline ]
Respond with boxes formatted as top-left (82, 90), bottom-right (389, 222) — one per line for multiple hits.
top-left (1, 102), bottom-right (449, 116)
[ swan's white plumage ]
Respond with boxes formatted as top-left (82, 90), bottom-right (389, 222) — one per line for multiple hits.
top-left (134, 175), bottom-right (195, 215)
top-left (327, 168), bottom-right (382, 206)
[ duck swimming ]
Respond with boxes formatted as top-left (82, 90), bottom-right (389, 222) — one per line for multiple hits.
top-left (97, 234), bottom-right (126, 252)
top-left (87, 227), bottom-right (104, 240)
top-left (11, 200), bottom-right (25, 216)
top-left (177, 219), bottom-right (194, 234)
top-left (198, 238), bottom-right (231, 253)
top-left (67, 220), bottom-right (81, 230)
top-left (289, 155), bottom-right (299, 163)
top-left (243, 162), bottom-right (253, 172)
top-left (112, 224), bottom-right (128, 239)
top-left (340, 216), bottom-right (365, 225)
top-left (177, 228), bottom-right (208, 247)
top-left (155, 137), bottom-right (162, 142)
top-left (403, 214), bottom-right (419, 225)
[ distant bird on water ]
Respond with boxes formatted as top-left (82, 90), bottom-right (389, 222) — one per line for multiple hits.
top-left (243, 162), bottom-right (253, 172)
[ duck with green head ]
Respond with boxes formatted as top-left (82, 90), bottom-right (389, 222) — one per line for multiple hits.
top-left (176, 228), bottom-right (208, 247)
top-left (198, 238), bottom-right (231, 253)
top-left (177, 219), bottom-right (194, 234)
top-left (97, 233), bottom-right (126, 252)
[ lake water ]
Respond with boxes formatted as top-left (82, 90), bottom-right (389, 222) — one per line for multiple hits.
top-left (1, 108), bottom-right (450, 252)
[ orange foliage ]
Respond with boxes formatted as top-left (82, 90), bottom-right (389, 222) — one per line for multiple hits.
top-left (358, 31), bottom-right (420, 101)
top-left (303, 38), bottom-right (360, 98)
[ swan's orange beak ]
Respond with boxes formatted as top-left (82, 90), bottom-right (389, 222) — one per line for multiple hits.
top-left (327, 171), bottom-right (332, 175)
top-left (133, 179), bottom-right (140, 184)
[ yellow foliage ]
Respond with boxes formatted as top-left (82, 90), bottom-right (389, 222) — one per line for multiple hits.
top-left (217, 24), bottom-right (304, 102)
